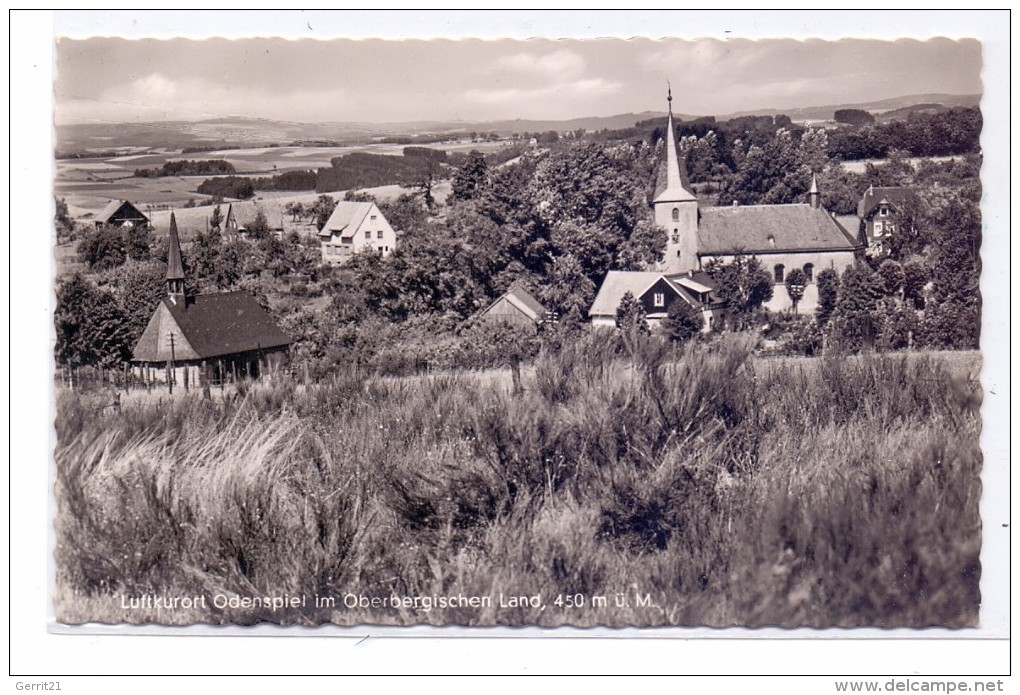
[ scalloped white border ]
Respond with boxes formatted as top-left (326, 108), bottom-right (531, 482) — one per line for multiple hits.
top-left (12, 9), bottom-right (1011, 677)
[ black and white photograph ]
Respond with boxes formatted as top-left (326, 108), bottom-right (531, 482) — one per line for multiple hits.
top-left (16, 14), bottom-right (1009, 679)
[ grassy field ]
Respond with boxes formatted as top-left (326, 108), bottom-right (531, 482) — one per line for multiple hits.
top-left (53, 336), bottom-right (982, 628)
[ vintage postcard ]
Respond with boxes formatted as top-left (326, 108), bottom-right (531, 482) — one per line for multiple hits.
top-left (46, 15), bottom-right (1003, 639)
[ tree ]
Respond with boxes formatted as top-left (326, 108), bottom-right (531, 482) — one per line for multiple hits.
top-left (834, 109), bottom-right (876, 126)
top-left (54, 274), bottom-right (132, 368)
top-left (661, 299), bottom-right (704, 344)
top-left (451, 150), bottom-right (488, 202)
top-left (704, 255), bottom-right (773, 329)
top-left (78, 225), bottom-right (126, 271)
top-left (826, 263), bottom-right (885, 352)
top-left (877, 259), bottom-right (905, 298)
top-left (785, 267), bottom-right (808, 314)
top-left (311, 195), bottom-right (337, 232)
top-left (615, 291), bottom-right (649, 344)
top-left (209, 205), bottom-right (223, 230)
top-left (902, 259), bottom-right (929, 309)
top-left (55, 196), bottom-right (72, 230)
top-left (246, 209), bottom-right (270, 240)
top-left (815, 268), bottom-right (840, 327)
top-left (123, 224), bottom-right (152, 262)
top-left (104, 260), bottom-right (166, 346)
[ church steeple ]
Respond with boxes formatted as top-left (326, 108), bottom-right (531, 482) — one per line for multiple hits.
top-left (654, 90), bottom-right (697, 205)
top-left (166, 211), bottom-right (186, 304)
top-left (654, 87), bottom-right (699, 274)
top-left (809, 174), bottom-right (821, 209)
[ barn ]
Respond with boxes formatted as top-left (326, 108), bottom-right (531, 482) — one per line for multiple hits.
top-left (96, 199), bottom-right (149, 228)
top-left (478, 286), bottom-right (552, 327)
top-left (131, 212), bottom-right (291, 388)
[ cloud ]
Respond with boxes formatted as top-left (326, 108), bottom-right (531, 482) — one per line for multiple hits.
top-left (493, 49), bottom-right (587, 80)
top-left (57, 72), bottom-right (349, 124)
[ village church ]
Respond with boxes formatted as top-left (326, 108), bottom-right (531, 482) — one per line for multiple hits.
top-left (590, 92), bottom-right (862, 326)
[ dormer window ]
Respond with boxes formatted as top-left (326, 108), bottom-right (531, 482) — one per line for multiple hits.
top-left (767, 234), bottom-right (776, 248)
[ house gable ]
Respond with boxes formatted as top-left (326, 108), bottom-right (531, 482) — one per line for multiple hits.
top-left (131, 302), bottom-right (200, 362)
top-left (98, 200), bottom-right (149, 227)
top-left (638, 276), bottom-right (697, 316)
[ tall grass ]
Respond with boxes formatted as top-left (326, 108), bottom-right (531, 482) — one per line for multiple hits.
top-left (53, 335), bottom-right (981, 627)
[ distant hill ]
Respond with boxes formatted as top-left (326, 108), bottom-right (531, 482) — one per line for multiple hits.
top-left (721, 93), bottom-right (980, 122)
top-left (55, 93), bottom-right (981, 154)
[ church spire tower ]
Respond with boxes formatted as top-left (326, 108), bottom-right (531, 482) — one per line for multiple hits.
top-left (166, 211), bottom-right (186, 304)
top-left (653, 86), bottom-right (699, 274)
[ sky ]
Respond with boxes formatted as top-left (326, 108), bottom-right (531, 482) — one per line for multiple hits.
top-left (53, 18), bottom-right (984, 126)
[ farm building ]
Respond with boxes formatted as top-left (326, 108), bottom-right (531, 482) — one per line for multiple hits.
top-left (589, 270), bottom-right (722, 330)
top-left (131, 212), bottom-right (291, 388)
top-left (317, 201), bottom-right (396, 265)
top-left (96, 200), bottom-right (149, 228)
top-left (641, 90), bottom-right (863, 314)
top-left (478, 286), bottom-right (553, 327)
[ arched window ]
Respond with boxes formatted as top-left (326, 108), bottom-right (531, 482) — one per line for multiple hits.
top-left (672, 207), bottom-right (679, 222)
top-left (774, 264), bottom-right (785, 283)
top-left (803, 263), bottom-right (814, 281)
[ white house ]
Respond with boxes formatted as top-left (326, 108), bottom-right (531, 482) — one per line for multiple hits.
top-left (317, 201), bottom-right (397, 265)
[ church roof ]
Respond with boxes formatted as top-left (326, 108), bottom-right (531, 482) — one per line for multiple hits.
top-left (697, 204), bottom-right (862, 255)
top-left (652, 112), bottom-right (697, 204)
top-left (317, 201), bottom-right (375, 238)
top-left (132, 291), bottom-right (291, 362)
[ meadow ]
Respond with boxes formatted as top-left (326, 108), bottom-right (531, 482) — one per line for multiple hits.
top-left (53, 334), bottom-right (982, 628)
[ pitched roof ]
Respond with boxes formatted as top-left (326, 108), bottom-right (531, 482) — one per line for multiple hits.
top-left (317, 201), bottom-right (375, 238)
top-left (697, 204), bottom-right (861, 255)
top-left (652, 112), bottom-right (697, 204)
top-left (132, 291), bottom-right (291, 362)
top-left (98, 200), bottom-right (148, 224)
top-left (857, 186), bottom-right (913, 218)
top-left (493, 286), bottom-right (549, 321)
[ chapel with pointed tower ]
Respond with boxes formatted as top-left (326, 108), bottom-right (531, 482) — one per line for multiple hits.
top-left (131, 211), bottom-right (291, 388)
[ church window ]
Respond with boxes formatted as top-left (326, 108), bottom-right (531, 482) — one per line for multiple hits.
top-left (653, 293), bottom-right (665, 308)
top-left (803, 263), bottom-right (814, 282)
top-left (672, 207), bottom-right (679, 222)
top-left (774, 264), bottom-right (785, 283)
top-left (672, 229), bottom-right (679, 243)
